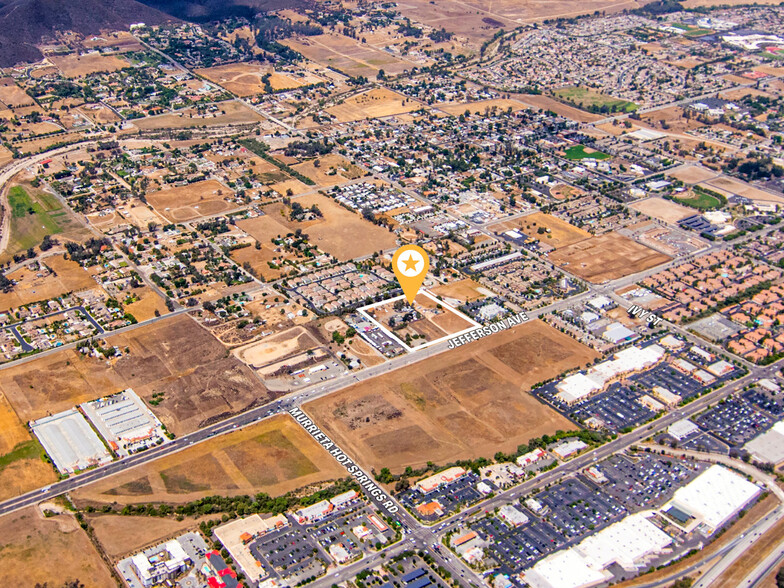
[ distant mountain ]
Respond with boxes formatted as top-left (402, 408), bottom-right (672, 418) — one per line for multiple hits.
top-left (139, 0), bottom-right (306, 22)
top-left (0, 0), bottom-right (173, 65)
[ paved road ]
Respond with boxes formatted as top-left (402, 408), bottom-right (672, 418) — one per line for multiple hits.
top-left (743, 542), bottom-right (784, 588)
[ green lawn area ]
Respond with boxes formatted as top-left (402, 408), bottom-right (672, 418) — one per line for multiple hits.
top-left (565, 145), bottom-right (611, 160)
top-left (554, 86), bottom-right (638, 114)
top-left (5, 185), bottom-right (65, 255)
top-left (674, 190), bottom-right (723, 210)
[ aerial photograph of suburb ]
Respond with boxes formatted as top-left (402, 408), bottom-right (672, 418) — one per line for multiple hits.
top-left (1, 0), bottom-right (784, 586)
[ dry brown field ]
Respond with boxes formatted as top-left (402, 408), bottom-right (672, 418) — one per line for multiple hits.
top-left (146, 179), bottom-right (234, 222)
top-left (79, 103), bottom-right (121, 124)
top-left (636, 106), bottom-right (704, 133)
top-left (514, 93), bottom-right (602, 122)
top-left (131, 100), bottom-right (264, 130)
top-left (0, 314), bottom-right (276, 435)
top-left (49, 53), bottom-right (131, 78)
top-left (630, 197), bottom-right (694, 223)
top-left (667, 164), bottom-right (720, 184)
top-left (0, 255), bottom-right (99, 312)
top-left (490, 212), bottom-right (590, 249)
top-left (196, 62), bottom-right (306, 97)
top-left (283, 34), bottom-right (412, 77)
top-left (291, 153), bottom-right (365, 186)
top-left (306, 320), bottom-right (594, 472)
top-left (704, 176), bottom-right (784, 204)
top-left (549, 232), bottom-right (671, 283)
top-left (72, 414), bottom-right (346, 506)
top-left (234, 326), bottom-right (321, 369)
top-left (327, 88), bottom-right (421, 122)
top-left (124, 286), bottom-right (169, 322)
top-left (436, 99), bottom-right (528, 116)
top-left (229, 238), bottom-right (287, 281)
top-left (88, 513), bottom-right (205, 559)
top-left (429, 279), bottom-right (489, 303)
top-left (0, 506), bottom-right (114, 586)
top-left (13, 131), bottom-right (85, 154)
top-left (0, 78), bottom-right (34, 107)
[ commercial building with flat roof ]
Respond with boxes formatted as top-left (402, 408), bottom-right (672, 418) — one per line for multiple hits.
top-left (31, 408), bottom-right (112, 474)
top-left (415, 466), bottom-right (466, 493)
top-left (744, 421), bottom-right (784, 465)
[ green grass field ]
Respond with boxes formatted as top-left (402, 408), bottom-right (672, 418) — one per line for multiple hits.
top-left (674, 190), bottom-right (723, 210)
top-left (565, 145), bottom-right (611, 160)
top-left (554, 86), bottom-right (638, 114)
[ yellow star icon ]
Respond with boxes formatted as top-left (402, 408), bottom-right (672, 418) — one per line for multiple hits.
top-left (402, 254), bottom-right (419, 272)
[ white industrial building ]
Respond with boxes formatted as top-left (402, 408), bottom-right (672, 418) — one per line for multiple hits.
top-left (668, 419), bottom-right (701, 441)
top-left (555, 345), bottom-right (665, 404)
top-left (129, 540), bottom-right (191, 587)
top-left (744, 421), bottom-right (784, 465)
top-left (31, 409), bottom-right (113, 474)
top-left (662, 464), bottom-right (761, 534)
top-left (522, 514), bottom-right (672, 588)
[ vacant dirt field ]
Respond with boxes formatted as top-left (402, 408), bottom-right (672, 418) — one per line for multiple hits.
top-left (131, 100), bottom-right (264, 130)
top-left (549, 232), bottom-right (671, 283)
top-left (0, 314), bottom-right (276, 435)
top-left (704, 176), bottom-right (784, 204)
top-left (630, 197), bottom-right (694, 223)
top-left (515, 93), bottom-right (602, 122)
top-left (437, 99), bottom-right (528, 116)
top-left (429, 279), bottom-right (489, 303)
top-left (147, 179), bottom-right (234, 222)
top-left (0, 506), bottom-right (114, 587)
top-left (72, 414), bottom-right (346, 506)
top-left (124, 286), bottom-right (169, 322)
top-left (89, 514), bottom-right (205, 559)
top-left (307, 320), bottom-right (593, 472)
top-left (292, 153), bottom-right (365, 186)
top-left (0, 255), bottom-right (99, 312)
top-left (197, 62), bottom-right (306, 97)
top-left (49, 53), bottom-right (131, 78)
top-left (513, 212), bottom-right (591, 248)
top-left (668, 164), bottom-right (721, 185)
top-left (234, 326), bottom-right (321, 369)
top-left (327, 88), bottom-right (421, 122)
top-left (0, 78), bottom-right (34, 107)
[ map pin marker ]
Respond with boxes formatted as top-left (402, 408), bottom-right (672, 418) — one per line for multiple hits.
top-left (393, 244), bottom-right (430, 304)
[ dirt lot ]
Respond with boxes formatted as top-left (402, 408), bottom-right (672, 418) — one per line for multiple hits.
top-left (630, 197), bottom-right (694, 223)
top-left (89, 514), bottom-right (205, 559)
top-left (292, 153), bottom-right (365, 187)
top-left (436, 99), bottom-right (528, 116)
top-left (491, 212), bottom-right (591, 249)
top-left (234, 326), bottom-right (321, 369)
top-left (124, 286), bottom-right (169, 322)
top-left (549, 232), bottom-right (671, 283)
top-left (0, 78), bottom-right (34, 107)
top-left (668, 164), bottom-right (721, 185)
top-left (146, 179), bottom-right (234, 222)
top-left (131, 100), bottom-right (264, 130)
top-left (429, 279), bottom-right (490, 303)
top-left (327, 88), bottom-right (421, 122)
top-left (0, 314), bottom-right (276, 435)
top-left (72, 414), bottom-right (346, 506)
top-left (306, 320), bottom-right (593, 472)
top-left (239, 194), bottom-right (397, 261)
top-left (196, 62), bottom-right (307, 97)
top-left (514, 93), bottom-right (602, 122)
top-left (704, 176), bottom-right (784, 204)
top-left (49, 53), bottom-right (131, 78)
top-left (0, 254), bottom-right (99, 312)
top-left (0, 506), bottom-right (114, 587)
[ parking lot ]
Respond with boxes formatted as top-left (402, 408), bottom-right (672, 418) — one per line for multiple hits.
top-left (694, 396), bottom-right (774, 447)
top-left (536, 478), bottom-right (626, 540)
top-left (249, 523), bottom-right (326, 584)
top-left (568, 382), bottom-right (658, 431)
top-left (399, 473), bottom-right (484, 522)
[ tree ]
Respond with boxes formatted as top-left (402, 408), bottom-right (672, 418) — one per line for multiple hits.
top-left (777, 564), bottom-right (784, 588)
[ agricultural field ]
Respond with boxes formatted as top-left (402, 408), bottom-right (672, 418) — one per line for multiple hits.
top-left (146, 179), bottom-right (235, 222)
top-left (71, 415), bottom-right (346, 506)
top-left (0, 506), bottom-right (114, 587)
top-left (1, 183), bottom-right (90, 262)
top-left (491, 212), bottom-right (591, 249)
top-left (0, 254), bottom-right (99, 312)
top-left (564, 144), bottom-right (611, 160)
top-left (554, 86), bottom-right (637, 113)
top-left (630, 197), bottom-right (694, 223)
top-left (549, 232), bottom-right (671, 283)
top-left (0, 314), bottom-right (276, 435)
top-left (326, 88), bottom-right (421, 122)
top-left (0, 77), bottom-right (34, 107)
top-left (49, 52), bottom-right (131, 78)
top-left (306, 320), bottom-right (594, 472)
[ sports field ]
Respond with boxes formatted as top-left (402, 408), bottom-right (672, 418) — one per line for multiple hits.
top-left (564, 145), bottom-right (611, 160)
top-left (549, 232), bottom-right (671, 283)
top-left (306, 320), bottom-right (595, 472)
top-left (71, 415), bottom-right (346, 506)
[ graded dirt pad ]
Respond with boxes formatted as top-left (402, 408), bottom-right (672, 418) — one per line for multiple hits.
top-left (131, 100), bottom-right (264, 130)
top-left (704, 176), bottom-right (784, 204)
top-left (49, 53), bottom-right (131, 78)
top-left (0, 254), bottom-right (99, 312)
top-left (429, 279), bottom-right (488, 303)
top-left (436, 99), bottom-right (528, 116)
top-left (72, 414), bottom-right (346, 506)
top-left (0, 78), bottom-right (34, 107)
top-left (630, 197), bottom-right (694, 223)
top-left (497, 212), bottom-right (591, 249)
top-left (549, 232), bottom-right (671, 283)
top-left (306, 320), bottom-right (592, 472)
top-left (667, 164), bottom-right (721, 185)
top-left (0, 314), bottom-right (275, 435)
top-left (196, 62), bottom-right (305, 97)
top-left (0, 506), bottom-right (114, 587)
top-left (89, 514), bottom-right (204, 558)
top-left (327, 88), bottom-right (421, 122)
top-left (146, 179), bottom-right (234, 222)
top-left (234, 326), bottom-right (321, 369)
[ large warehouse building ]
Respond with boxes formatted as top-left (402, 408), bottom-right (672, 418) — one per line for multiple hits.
top-left (31, 408), bottom-right (112, 474)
